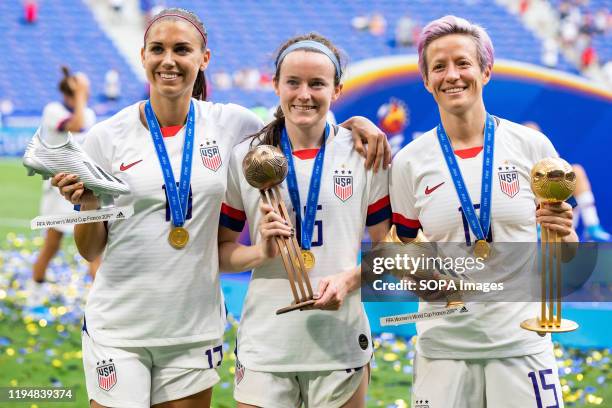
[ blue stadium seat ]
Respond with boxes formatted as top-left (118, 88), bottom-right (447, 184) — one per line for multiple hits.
top-left (0, 0), bottom-right (587, 117)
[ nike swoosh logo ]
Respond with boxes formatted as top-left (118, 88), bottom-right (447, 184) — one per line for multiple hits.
top-left (120, 160), bottom-right (143, 171)
top-left (425, 182), bottom-right (445, 195)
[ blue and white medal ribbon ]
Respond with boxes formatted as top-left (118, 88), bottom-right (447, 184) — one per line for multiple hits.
top-left (437, 113), bottom-right (495, 259)
top-left (145, 100), bottom-right (195, 249)
top-left (280, 123), bottom-right (330, 268)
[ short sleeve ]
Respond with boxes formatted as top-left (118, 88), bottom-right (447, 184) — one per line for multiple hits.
top-left (226, 104), bottom-right (264, 147)
top-left (85, 108), bottom-right (97, 130)
top-left (220, 148), bottom-right (247, 232)
top-left (535, 131), bottom-right (559, 162)
top-left (80, 123), bottom-right (112, 173)
top-left (390, 150), bottom-right (421, 239)
top-left (366, 167), bottom-right (391, 226)
top-left (42, 102), bottom-right (71, 131)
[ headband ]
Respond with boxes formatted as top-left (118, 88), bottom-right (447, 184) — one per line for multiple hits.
top-left (144, 13), bottom-right (207, 45)
top-left (275, 40), bottom-right (341, 81)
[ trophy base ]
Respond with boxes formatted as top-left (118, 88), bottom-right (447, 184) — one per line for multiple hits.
top-left (520, 318), bottom-right (579, 335)
top-left (276, 299), bottom-right (317, 315)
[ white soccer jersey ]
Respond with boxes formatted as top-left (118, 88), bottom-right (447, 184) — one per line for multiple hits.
top-left (390, 118), bottom-right (558, 359)
top-left (221, 127), bottom-right (391, 372)
top-left (81, 99), bottom-right (263, 347)
top-left (42, 101), bottom-right (97, 144)
top-left (40, 102), bottom-right (97, 229)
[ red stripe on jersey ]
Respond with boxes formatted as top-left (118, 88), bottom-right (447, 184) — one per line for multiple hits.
top-left (392, 212), bottom-right (421, 228)
top-left (161, 125), bottom-right (183, 137)
top-left (221, 203), bottom-right (246, 220)
top-left (454, 146), bottom-right (483, 159)
top-left (57, 117), bottom-right (71, 131)
top-left (293, 149), bottom-right (319, 160)
top-left (367, 195), bottom-right (390, 215)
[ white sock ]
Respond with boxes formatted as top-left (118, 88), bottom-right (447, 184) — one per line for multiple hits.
top-left (575, 191), bottom-right (599, 227)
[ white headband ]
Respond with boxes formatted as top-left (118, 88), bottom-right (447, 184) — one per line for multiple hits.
top-left (275, 40), bottom-right (341, 81)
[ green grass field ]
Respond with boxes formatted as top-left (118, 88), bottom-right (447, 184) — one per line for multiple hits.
top-left (0, 159), bottom-right (42, 237)
top-left (0, 158), bottom-right (609, 407)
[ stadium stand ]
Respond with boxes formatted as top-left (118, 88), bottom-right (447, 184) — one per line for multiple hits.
top-left (0, 0), bottom-right (143, 117)
top-left (0, 0), bottom-right (586, 117)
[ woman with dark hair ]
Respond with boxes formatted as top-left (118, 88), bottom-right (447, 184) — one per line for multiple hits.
top-left (390, 15), bottom-right (577, 407)
top-left (219, 33), bottom-right (391, 408)
top-left (29, 66), bottom-right (98, 307)
top-left (53, 9), bottom-right (390, 407)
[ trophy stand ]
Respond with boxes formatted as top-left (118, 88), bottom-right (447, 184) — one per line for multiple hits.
top-left (521, 157), bottom-right (579, 335)
top-left (243, 145), bottom-right (316, 315)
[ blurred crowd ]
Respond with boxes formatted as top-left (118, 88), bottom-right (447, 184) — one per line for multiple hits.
top-left (514, 0), bottom-right (612, 86)
top-left (10, 0), bottom-right (612, 125)
top-left (351, 12), bottom-right (421, 48)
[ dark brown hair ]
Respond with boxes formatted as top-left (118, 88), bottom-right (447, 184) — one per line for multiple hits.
top-left (250, 33), bottom-right (345, 148)
top-left (58, 66), bottom-right (74, 97)
top-left (144, 8), bottom-right (208, 100)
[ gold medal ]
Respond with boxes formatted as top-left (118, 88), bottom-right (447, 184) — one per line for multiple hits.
top-left (169, 227), bottom-right (189, 249)
top-left (474, 239), bottom-right (490, 260)
top-left (301, 249), bottom-right (315, 270)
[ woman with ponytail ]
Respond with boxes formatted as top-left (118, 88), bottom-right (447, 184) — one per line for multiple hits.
top-left (219, 33), bottom-right (391, 408)
top-left (52, 8), bottom-right (390, 407)
top-left (29, 66), bottom-right (98, 306)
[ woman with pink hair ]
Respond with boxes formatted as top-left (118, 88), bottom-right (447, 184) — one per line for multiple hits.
top-left (390, 15), bottom-right (577, 407)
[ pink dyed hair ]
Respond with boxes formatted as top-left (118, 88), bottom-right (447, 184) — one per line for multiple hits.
top-left (417, 15), bottom-right (494, 79)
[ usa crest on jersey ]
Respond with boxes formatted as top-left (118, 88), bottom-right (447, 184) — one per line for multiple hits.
top-left (334, 169), bottom-right (353, 201)
top-left (200, 140), bottom-right (222, 171)
top-left (498, 166), bottom-right (520, 198)
top-left (96, 359), bottom-right (117, 391)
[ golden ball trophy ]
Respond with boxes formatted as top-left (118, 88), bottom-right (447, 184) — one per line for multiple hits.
top-left (521, 157), bottom-right (579, 334)
top-left (242, 145), bottom-right (316, 314)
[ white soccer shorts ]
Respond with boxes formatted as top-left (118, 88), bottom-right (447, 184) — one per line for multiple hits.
top-left (234, 361), bottom-right (369, 408)
top-left (411, 348), bottom-right (563, 408)
top-left (82, 331), bottom-right (222, 407)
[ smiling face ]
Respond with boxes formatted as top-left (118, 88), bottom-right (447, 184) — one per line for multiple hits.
top-left (141, 19), bottom-right (209, 100)
top-left (424, 34), bottom-right (490, 117)
top-left (274, 50), bottom-right (342, 131)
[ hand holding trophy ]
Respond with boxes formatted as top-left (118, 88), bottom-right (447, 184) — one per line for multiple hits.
top-left (243, 145), bottom-right (316, 314)
top-left (521, 157), bottom-right (579, 335)
top-left (383, 226), bottom-right (463, 306)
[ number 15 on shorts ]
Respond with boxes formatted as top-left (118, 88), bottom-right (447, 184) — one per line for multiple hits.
top-left (528, 369), bottom-right (559, 408)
